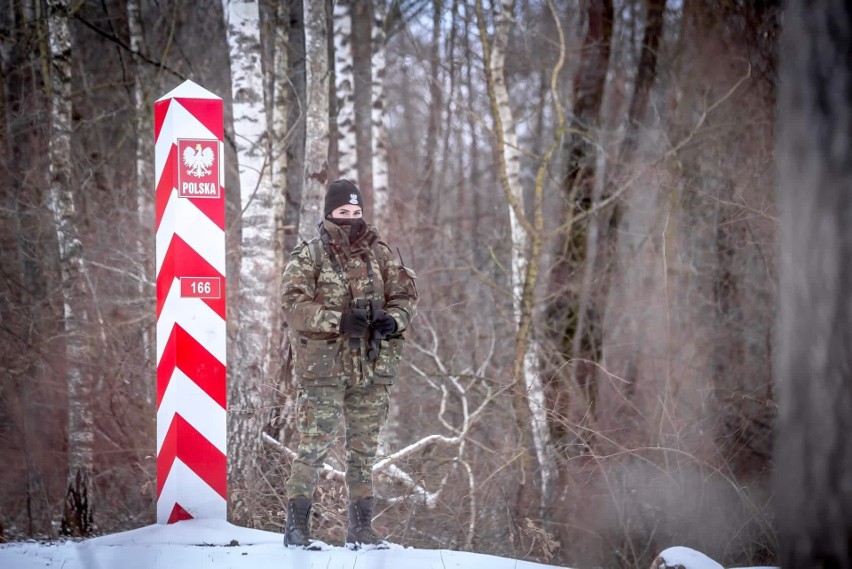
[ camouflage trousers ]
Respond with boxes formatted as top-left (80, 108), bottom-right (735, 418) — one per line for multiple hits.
top-left (285, 383), bottom-right (390, 501)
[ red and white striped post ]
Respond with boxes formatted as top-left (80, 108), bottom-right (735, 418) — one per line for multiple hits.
top-left (154, 80), bottom-right (227, 523)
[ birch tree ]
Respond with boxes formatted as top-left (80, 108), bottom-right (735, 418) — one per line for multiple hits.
top-left (127, 0), bottom-right (146, 214)
top-left (126, 0), bottom-right (146, 212)
top-left (298, 0), bottom-right (331, 242)
top-left (222, 0), bottom-right (277, 500)
top-left (46, 0), bottom-right (94, 537)
top-left (475, 0), bottom-right (557, 510)
top-left (126, 0), bottom-right (152, 363)
top-left (370, 0), bottom-right (391, 230)
top-left (271, 2), bottom-right (290, 260)
top-left (333, 0), bottom-right (358, 182)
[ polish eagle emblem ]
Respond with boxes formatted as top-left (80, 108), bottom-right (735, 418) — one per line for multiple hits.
top-left (183, 143), bottom-right (214, 178)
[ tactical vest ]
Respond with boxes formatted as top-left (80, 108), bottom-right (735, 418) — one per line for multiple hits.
top-left (306, 235), bottom-right (389, 280)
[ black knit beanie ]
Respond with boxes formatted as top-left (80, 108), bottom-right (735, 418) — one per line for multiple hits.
top-left (324, 179), bottom-right (363, 217)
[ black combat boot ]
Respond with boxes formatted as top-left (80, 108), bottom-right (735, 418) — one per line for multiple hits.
top-left (346, 497), bottom-right (388, 549)
top-left (283, 497), bottom-right (313, 547)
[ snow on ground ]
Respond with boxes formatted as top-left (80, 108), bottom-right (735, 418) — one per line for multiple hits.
top-left (0, 519), bottom-right (566, 569)
top-left (656, 546), bottom-right (724, 569)
top-left (0, 520), bottom-right (781, 569)
top-left (653, 547), bottom-right (778, 569)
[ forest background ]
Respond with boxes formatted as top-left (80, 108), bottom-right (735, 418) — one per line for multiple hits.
top-left (0, 1), bottom-right (782, 567)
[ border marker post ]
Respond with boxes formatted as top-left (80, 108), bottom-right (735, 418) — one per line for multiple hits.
top-left (154, 80), bottom-right (227, 524)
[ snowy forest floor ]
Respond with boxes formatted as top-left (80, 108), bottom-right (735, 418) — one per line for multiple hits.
top-left (0, 519), bottom-right (780, 569)
top-left (0, 518), bottom-right (565, 569)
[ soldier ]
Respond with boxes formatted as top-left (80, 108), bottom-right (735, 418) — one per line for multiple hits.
top-left (281, 179), bottom-right (418, 549)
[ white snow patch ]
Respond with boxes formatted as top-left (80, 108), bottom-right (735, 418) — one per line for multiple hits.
top-left (656, 546), bottom-right (723, 569)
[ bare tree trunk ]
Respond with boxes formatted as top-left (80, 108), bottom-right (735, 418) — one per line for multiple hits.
top-left (370, 0), bottom-right (391, 230)
top-left (333, 0), bottom-right (357, 182)
top-left (437, 0), bottom-right (459, 236)
top-left (603, 1), bottom-right (665, 390)
top-left (352, 1), bottom-right (373, 204)
top-left (567, 150), bottom-right (609, 419)
top-left (272, 2), bottom-right (290, 256)
top-left (546, 0), bottom-right (613, 446)
top-left (421, 0), bottom-right (443, 223)
top-left (776, 0), bottom-right (852, 565)
top-left (298, 0), bottom-right (330, 242)
top-left (269, 2), bottom-right (294, 437)
top-left (476, 0), bottom-right (557, 512)
top-left (463, 4), bottom-right (484, 268)
top-left (46, 0), bottom-right (94, 537)
top-left (559, 0), bottom-right (613, 219)
top-left (621, 0), bottom-right (666, 159)
top-left (2, 2), bottom-right (53, 537)
top-left (223, 0), bottom-right (278, 513)
top-left (126, 0), bottom-right (153, 373)
top-left (283, 0), bottom-right (306, 254)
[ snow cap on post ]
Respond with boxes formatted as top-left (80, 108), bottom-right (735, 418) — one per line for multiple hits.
top-left (154, 79), bottom-right (227, 524)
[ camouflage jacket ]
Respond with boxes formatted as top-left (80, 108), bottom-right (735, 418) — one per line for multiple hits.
top-left (281, 219), bottom-right (418, 386)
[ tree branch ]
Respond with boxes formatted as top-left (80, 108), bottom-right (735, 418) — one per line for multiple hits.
top-left (72, 13), bottom-right (186, 81)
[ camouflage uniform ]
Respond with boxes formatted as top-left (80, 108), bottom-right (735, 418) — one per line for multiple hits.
top-left (281, 219), bottom-right (418, 500)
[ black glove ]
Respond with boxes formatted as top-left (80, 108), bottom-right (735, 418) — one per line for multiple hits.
top-left (371, 310), bottom-right (397, 340)
top-left (340, 309), bottom-right (369, 338)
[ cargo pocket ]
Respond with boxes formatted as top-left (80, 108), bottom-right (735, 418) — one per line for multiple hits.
top-left (294, 336), bottom-right (342, 385)
top-left (373, 337), bottom-right (405, 385)
top-left (296, 390), bottom-right (319, 435)
top-left (296, 387), bottom-right (341, 436)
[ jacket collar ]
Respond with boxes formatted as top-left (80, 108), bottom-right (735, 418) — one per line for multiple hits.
top-left (321, 218), bottom-right (380, 257)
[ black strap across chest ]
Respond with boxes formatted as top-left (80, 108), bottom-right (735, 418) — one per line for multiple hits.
top-left (319, 229), bottom-right (377, 304)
